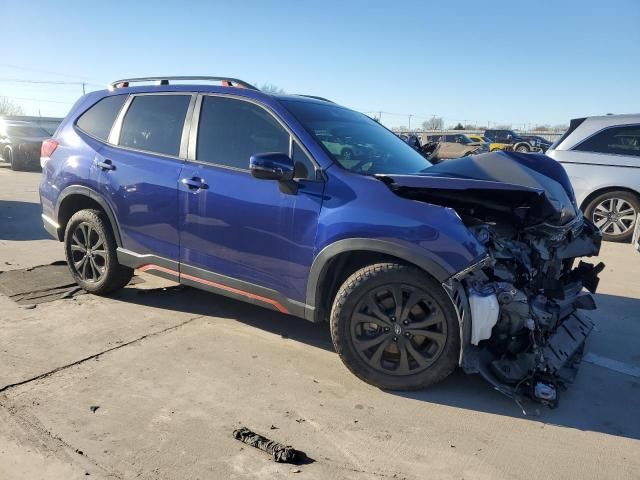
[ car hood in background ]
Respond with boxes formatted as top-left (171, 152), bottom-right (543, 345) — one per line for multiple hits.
top-left (377, 151), bottom-right (579, 227)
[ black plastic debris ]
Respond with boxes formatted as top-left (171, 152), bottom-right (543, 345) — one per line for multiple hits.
top-left (232, 427), bottom-right (299, 463)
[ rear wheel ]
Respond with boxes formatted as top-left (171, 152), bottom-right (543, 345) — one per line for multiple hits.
top-left (515, 144), bottom-right (530, 153)
top-left (330, 263), bottom-right (460, 390)
top-left (585, 190), bottom-right (639, 242)
top-left (64, 209), bottom-right (133, 293)
top-left (5, 148), bottom-right (24, 171)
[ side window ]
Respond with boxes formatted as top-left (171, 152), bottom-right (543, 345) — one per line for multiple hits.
top-left (76, 95), bottom-right (127, 140)
top-left (119, 95), bottom-right (191, 156)
top-left (292, 142), bottom-right (316, 180)
top-left (574, 125), bottom-right (640, 157)
top-left (196, 96), bottom-right (289, 169)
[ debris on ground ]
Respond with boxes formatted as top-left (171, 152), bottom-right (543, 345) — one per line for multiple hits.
top-left (232, 427), bottom-right (301, 463)
top-left (90, 406), bottom-right (100, 413)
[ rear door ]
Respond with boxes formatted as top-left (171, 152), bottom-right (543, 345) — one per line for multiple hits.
top-left (177, 94), bottom-right (324, 311)
top-left (97, 93), bottom-right (194, 266)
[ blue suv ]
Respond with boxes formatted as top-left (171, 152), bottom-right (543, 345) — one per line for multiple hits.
top-left (40, 76), bottom-right (602, 403)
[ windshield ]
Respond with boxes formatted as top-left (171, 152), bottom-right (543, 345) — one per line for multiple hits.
top-left (282, 100), bottom-right (432, 175)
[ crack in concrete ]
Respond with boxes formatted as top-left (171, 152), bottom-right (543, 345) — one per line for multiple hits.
top-left (0, 315), bottom-right (205, 394)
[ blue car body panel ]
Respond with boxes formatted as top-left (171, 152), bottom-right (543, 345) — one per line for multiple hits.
top-left (39, 83), bottom-right (486, 318)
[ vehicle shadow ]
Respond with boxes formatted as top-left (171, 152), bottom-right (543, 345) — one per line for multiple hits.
top-left (112, 285), bottom-right (640, 442)
top-left (0, 200), bottom-right (50, 241)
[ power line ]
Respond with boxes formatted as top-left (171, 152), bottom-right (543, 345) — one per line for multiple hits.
top-left (1, 95), bottom-right (74, 104)
top-left (0, 78), bottom-right (102, 87)
top-left (0, 63), bottom-right (105, 84)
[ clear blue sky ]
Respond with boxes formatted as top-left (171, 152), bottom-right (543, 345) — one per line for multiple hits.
top-left (2, 0), bottom-right (639, 128)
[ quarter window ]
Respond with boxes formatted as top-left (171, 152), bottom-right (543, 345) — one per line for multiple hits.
top-left (119, 95), bottom-right (191, 156)
top-left (196, 96), bottom-right (290, 169)
top-left (574, 125), bottom-right (640, 157)
top-left (76, 95), bottom-right (127, 140)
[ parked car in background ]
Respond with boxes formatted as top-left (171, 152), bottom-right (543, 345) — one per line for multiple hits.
top-left (0, 116), bottom-right (62, 171)
top-left (546, 114), bottom-right (640, 242)
top-left (38, 76), bottom-right (602, 404)
top-left (467, 134), bottom-right (511, 152)
top-left (520, 134), bottom-right (552, 153)
top-left (422, 133), bottom-right (486, 161)
top-left (633, 213), bottom-right (640, 252)
top-left (484, 129), bottom-right (542, 153)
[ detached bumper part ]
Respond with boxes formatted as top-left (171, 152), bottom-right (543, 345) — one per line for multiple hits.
top-left (491, 312), bottom-right (594, 384)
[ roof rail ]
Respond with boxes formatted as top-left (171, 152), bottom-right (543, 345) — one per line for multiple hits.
top-left (108, 76), bottom-right (259, 91)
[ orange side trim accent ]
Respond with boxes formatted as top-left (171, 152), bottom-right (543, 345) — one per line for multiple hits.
top-left (137, 264), bottom-right (288, 314)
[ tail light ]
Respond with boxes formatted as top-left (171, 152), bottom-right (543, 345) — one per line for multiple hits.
top-left (40, 139), bottom-right (59, 168)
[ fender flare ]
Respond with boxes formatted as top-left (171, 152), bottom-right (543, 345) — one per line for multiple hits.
top-left (55, 185), bottom-right (123, 246)
top-left (305, 238), bottom-right (453, 322)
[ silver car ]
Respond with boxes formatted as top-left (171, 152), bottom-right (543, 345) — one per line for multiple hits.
top-left (546, 114), bottom-right (640, 242)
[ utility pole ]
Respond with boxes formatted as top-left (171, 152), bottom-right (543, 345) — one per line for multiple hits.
top-left (408, 114), bottom-right (413, 131)
top-left (82, 82), bottom-right (86, 95)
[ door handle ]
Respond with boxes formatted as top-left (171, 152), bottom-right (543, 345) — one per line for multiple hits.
top-left (97, 159), bottom-right (116, 171)
top-left (181, 177), bottom-right (209, 190)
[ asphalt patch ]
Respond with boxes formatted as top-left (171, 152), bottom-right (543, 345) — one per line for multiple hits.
top-left (0, 261), bottom-right (141, 305)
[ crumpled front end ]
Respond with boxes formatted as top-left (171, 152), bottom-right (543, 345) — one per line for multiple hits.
top-left (381, 151), bottom-right (604, 408)
top-left (451, 212), bottom-right (602, 408)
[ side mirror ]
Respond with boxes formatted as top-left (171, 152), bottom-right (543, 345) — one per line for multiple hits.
top-left (250, 153), bottom-right (294, 181)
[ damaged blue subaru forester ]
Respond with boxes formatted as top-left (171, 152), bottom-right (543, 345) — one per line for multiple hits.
top-left (39, 76), bottom-right (603, 406)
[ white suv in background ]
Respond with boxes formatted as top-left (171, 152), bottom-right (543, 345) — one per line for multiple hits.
top-left (546, 114), bottom-right (640, 242)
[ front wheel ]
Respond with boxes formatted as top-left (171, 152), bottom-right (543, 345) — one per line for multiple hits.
top-left (330, 263), bottom-right (460, 390)
top-left (515, 144), bottom-right (530, 153)
top-left (64, 209), bottom-right (133, 294)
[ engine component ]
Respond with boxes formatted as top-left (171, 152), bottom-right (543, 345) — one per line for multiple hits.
top-left (468, 286), bottom-right (499, 345)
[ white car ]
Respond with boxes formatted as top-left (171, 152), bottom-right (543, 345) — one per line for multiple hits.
top-left (546, 114), bottom-right (640, 242)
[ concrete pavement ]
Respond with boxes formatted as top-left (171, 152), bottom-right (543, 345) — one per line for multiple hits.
top-left (1, 166), bottom-right (639, 479)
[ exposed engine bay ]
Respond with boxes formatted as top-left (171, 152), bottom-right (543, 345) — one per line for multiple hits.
top-left (380, 151), bottom-right (604, 409)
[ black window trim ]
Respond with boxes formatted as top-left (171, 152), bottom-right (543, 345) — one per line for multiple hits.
top-left (187, 93), bottom-right (323, 181)
top-left (107, 92), bottom-right (197, 160)
top-left (571, 123), bottom-right (640, 159)
top-left (74, 93), bottom-right (130, 143)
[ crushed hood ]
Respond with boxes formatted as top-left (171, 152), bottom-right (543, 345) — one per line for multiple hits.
top-left (378, 151), bottom-right (579, 227)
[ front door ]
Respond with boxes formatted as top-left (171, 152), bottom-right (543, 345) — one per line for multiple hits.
top-left (178, 95), bottom-right (324, 312)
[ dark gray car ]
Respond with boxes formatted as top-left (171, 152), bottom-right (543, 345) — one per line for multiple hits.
top-left (0, 116), bottom-right (62, 171)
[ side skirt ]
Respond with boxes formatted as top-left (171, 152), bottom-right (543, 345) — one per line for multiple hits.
top-left (116, 248), bottom-right (311, 320)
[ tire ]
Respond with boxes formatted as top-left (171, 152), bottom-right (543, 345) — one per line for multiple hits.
top-left (515, 144), bottom-right (530, 153)
top-left (6, 149), bottom-right (23, 171)
top-left (330, 263), bottom-right (460, 390)
top-left (584, 190), bottom-right (640, 242)
top-left (64, 209), bottom-right (133, 293)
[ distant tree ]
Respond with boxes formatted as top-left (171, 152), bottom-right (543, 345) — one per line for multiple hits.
top-left (0, 97), bottom-right (24, 116)
top-left (532, 124), bottom-right (552, 132)
top-left (421, 116), bottom-right (444, 130)
top-left (493, 124), bottom-right (513, 130)
top-left (260, 84), bottom-right (286, 94)
top-left (453, 123), bottom-right (464, 130)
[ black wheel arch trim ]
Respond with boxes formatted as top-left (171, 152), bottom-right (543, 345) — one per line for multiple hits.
top-left (55, 185), bottom-right (123, 246)
top-left (305, 238), bottom-right (453, 323)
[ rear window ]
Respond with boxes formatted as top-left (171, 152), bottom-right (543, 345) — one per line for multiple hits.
top-left (119, 95), bottom-right (191, 157)
top-left (574, 124), bottom-right (640, 157)
top-left (76, 95), bottom-right (127, 140)
top-left (550, 117), bottom-right (585, 150)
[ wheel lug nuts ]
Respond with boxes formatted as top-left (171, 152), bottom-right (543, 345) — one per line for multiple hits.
top-left (390, 316), bottom-right (396, 322)
top-left (404, 332), bottom-right (411, 338)
top-left (392, 336), bottom-right (398, 342)
top-left (403, 320), bottom-right (409, 325)
top-left (384, 327), bottom-right (390, 332)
